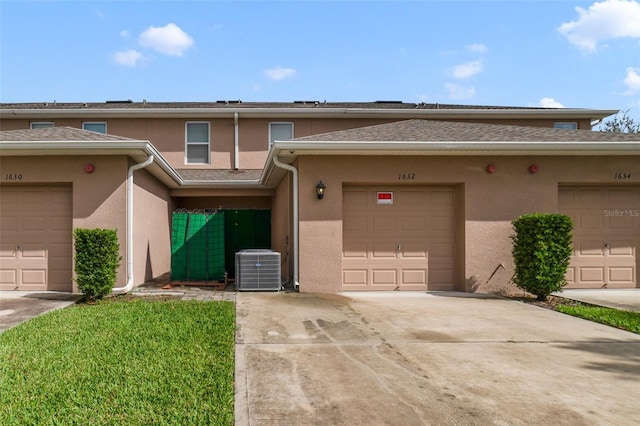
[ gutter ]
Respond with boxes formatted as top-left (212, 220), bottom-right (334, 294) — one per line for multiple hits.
top-left (112, 154), bottom-right (154, 294)
top-left (271, 155), bottom-right (299, 290)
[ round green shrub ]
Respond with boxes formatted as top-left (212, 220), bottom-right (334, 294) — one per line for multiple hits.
top-left (73, 228), bottom-right (122, 300)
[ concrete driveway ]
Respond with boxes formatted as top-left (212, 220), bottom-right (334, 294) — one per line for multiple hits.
top-left (0, 291), bottom-right (80, 333)
top-left (235, 292), bottom-right (640, 426)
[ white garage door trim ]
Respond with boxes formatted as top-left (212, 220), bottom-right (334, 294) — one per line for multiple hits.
top-left (0, 184), bottom-right (73, 291)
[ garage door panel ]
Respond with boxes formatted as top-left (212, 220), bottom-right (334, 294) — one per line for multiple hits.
top-left (560, 186), bottom-right (639, 289)
top-left (372, 269), bottom-right (397, 285)
top-left (402, 269), bottom-right (427, 285)
top-left (609, 267), bottom-right (634, 283)
top-left (0, 185), bottom-right (72, 291)
top-left (343, 185), bottom-right (457, 291)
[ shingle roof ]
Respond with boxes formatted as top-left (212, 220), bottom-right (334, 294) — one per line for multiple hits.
top-left (177, 169), bottom-right (263, 181)
top-left (293, 119), bottom-right (640, 143)
top-left (0, 126), bottom-right (139, 142)
top-left (0, 100), bottom-right (561, 111)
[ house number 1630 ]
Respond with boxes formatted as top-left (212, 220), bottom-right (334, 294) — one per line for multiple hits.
top-left (398, 173), bottom-right (416, 180)
top-left (4, 173), bottom-right (22, 181)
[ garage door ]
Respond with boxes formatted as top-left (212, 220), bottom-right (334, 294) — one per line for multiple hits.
top-left (559, 186), bottom-right (640, 289)
top-left (0, 185), bottom-right (73, 291)
top-left (343, 186), bottom-right (457, 291)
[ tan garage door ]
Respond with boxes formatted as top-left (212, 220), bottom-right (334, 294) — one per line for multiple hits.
top-left (559, 186), bottom-right (640, 289)
top-left (0, 185), bottom-right (73, 291)
top-left (343, 186), bottom-right (457, 291)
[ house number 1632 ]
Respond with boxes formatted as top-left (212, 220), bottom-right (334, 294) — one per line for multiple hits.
top-left (398, 173), bottom-right (416, 180)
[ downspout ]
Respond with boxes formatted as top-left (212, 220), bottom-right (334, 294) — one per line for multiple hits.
top-left (272, 156), bottom-right (299, 290)
top-left (234, 112), bottom-right (239, 169)
top-left (112, 154), bottom-right (154, 294)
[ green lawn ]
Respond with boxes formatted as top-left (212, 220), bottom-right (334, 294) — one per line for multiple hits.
top-left (556, 304), bottom-right (640, 334)
top-left (0, 298), bottom-right (235, 425)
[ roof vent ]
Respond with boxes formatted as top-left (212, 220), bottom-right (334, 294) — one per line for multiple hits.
top-left (216, 100), bottom-right (242, 105)
top-left (293, 100), bottom-right (319, 104)
top-left (374, 100), bottom-right (403, 104)
top-left (105, 99), bottom-right (133, 104)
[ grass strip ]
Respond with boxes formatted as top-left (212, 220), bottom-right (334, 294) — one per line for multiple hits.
top-left (0, 299), bottom-right (235, 425)
top-left (556, 304), bottom-right (640, 334)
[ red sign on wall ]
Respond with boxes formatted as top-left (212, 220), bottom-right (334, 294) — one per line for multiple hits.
top-left (377, 192), bottom-right (393, 205)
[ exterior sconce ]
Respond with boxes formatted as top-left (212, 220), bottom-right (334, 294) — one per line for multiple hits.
top-left (316, 181), bottom-right (326, 200)
top-left (486, 164), bottom-right (497, 174)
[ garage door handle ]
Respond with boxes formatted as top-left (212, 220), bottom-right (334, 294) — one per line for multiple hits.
top-left (396, 244), bottom-right (402, 252)
top-left (14, 244), bottom-right (21, 253)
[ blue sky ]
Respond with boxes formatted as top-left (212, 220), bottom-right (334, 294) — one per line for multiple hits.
top-left (1, 0), bottom-right (639, 120)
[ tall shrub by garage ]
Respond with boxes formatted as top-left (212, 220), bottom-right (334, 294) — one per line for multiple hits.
top-left (510, 213), bottom-right (573, 301)
top-left (73, 228), bottom-right (122, 300)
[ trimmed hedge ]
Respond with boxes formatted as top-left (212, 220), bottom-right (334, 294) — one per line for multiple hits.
top-left (510, 213), bottom-right (573, 301)
top-left (73, 228), bottom-right (122, 300)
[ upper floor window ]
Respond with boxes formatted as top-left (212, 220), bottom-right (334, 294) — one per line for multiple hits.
top-left (554, 122), bottom-right (577, 130)
top-left (269, 122), bottom-right (294, 146)
top-left (82, 122), bottom-right (107, 133)
top-left (185, 122), bottom-right (210, 164)
top-left (30, 122), bottom-right (54, 129)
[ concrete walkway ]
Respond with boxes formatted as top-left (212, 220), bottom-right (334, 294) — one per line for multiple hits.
top-left (235, 291), bottom-right (640, 425)
top-left (556, 289), bottom-right (640, 312)
top-left (0, 291), bottom-right (81, 333)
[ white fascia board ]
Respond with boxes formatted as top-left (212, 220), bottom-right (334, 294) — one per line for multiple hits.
top-left (1, 107), bottom-right (619, 120)
top-left (272, 140), bottom-right (640, 156)
top-left (0, 140), bottom-right (184, 186)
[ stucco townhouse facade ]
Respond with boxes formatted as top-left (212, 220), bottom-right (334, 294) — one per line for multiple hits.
top-left (1, 101), bottom-right (639, 294)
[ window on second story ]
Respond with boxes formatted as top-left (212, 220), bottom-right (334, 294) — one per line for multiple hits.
top-left (82, 122), bottom-right (107, 133)
top-left (269, 122), bottom-right (294, 146)
top-left (554, 122), bottom-right (578, 130)
top-left (185, 122), bottom-right (210, 164)
top-left (30, 122), bottom-right (54, 129)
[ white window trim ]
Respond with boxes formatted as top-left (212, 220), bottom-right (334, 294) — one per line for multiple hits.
top-left (554, 122), bottom-right (578, 130)
top-left (269, 121), bottom-right (294, 147)
top-left (30, 121), bottom-right (54, 129)
top-left (82, 122), bottom-right (107, 133)
top-left (185, 121), bottom-right (211, 165)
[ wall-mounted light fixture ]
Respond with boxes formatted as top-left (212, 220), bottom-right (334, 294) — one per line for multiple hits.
top-left (316, 181), bottom-right (326, 200)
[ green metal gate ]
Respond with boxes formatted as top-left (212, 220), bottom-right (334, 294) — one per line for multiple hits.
top-left (223, 209), bottom-right (271, 278)
top-left (170, 210), bottom-right (225, 281)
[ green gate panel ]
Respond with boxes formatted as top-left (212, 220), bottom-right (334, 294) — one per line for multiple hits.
top-left (186, 213), bottom-right (208, 280)
top-left (224, 209), bottom-right (271, 277)
top-left (170, 211), bottom-right (226, 282)
top-left (205, 213), bottom-right (225, 280)
top-left (170, 212), bottom-right (189, 281)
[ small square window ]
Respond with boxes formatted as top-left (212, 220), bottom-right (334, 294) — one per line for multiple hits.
top-left (186, 122), bottom-right (210, 164)
top-left (30, 122), bottom-right (54, 129)
top-left (269, 122), bottom-right (294, 146)
top-left (554, 122), bottom-right (578, 130)
top-left (83, 122), bottom-right (107, 133)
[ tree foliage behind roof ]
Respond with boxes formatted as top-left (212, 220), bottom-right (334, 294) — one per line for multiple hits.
top-left (600, 110), bottom-right (640, 133)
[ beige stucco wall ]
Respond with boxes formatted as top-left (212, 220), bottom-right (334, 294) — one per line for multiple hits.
top-left (0, 155), bottom-right (129, 292)
top-left (271, 172), bottom-right (293, 284)
top-left (295, 155), bottom-right (640, 294)
top-left (132, 167), bottom-right (173, 284)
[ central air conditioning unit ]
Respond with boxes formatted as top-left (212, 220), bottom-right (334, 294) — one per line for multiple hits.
top-left (235, 249), bottom-right (281, 291)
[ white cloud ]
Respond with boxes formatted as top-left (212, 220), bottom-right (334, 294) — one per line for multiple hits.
top-left (624, 67), bottom-right (640, 93)
top-left (538, 97), bottom-right (566, 108)
top-left (445, 83), bottom-right (476, 100)
top-left (112, 49), bottom-right (143, 67)
top-left (558, 0), bottom-right (640, 52)
top-left (452, 60), bottom-right (483, 79)
top-left (139, 23), bottom-right (194, 56)
top-left (264, 66), bottom-right (297, 81)
top-left (466, 43), bottom-right (488, 53)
